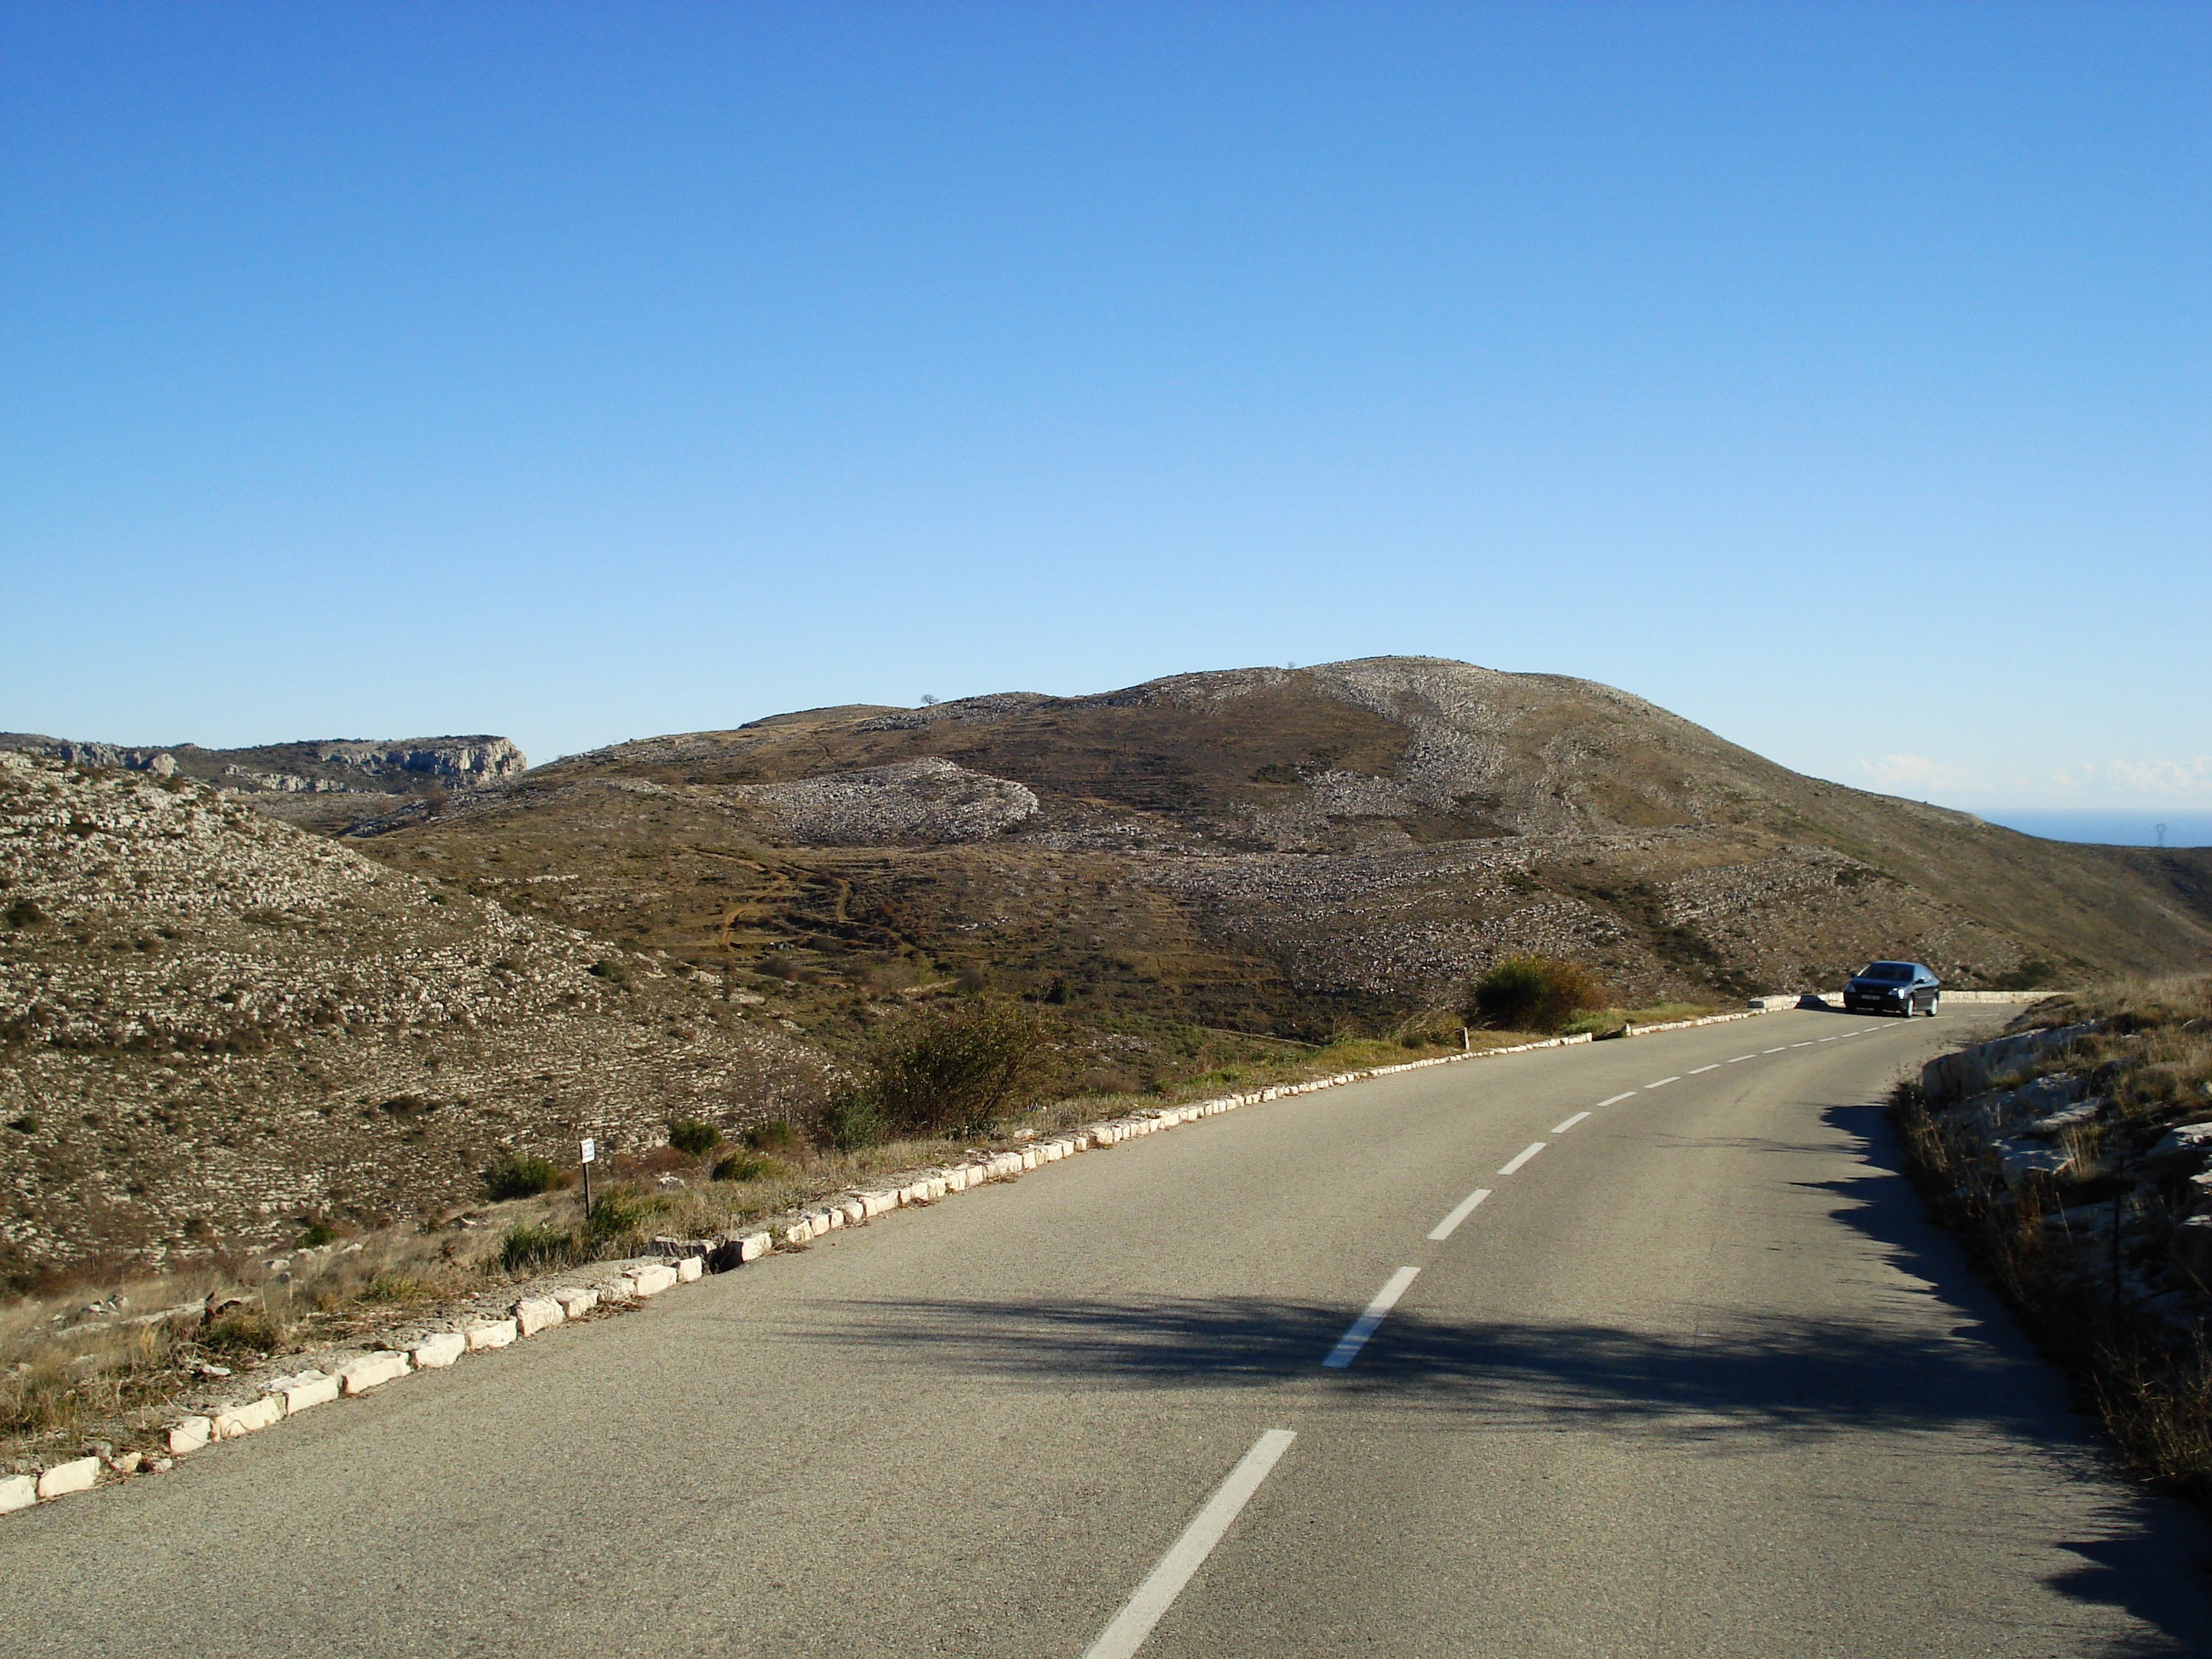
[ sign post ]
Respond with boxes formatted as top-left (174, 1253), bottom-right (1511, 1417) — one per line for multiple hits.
top-left (580, 1136), bottom-right (596, 1218)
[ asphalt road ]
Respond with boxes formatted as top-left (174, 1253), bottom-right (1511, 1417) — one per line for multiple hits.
top-left (7, 1006), bottom-right (2211, 1658)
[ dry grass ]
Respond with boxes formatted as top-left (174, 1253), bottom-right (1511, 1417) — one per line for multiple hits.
top-left (1558, 1000), bottom-right (1731, 1037)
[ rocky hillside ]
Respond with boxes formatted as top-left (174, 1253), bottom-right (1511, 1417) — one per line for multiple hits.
top-left (0, 752), bottom-right (830, 1285)
top-left (0, 732), bottom-right (526, 833)
top-left (332, 658), bottom-right (2212, 1035)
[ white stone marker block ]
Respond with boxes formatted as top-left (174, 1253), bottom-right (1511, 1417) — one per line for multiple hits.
top-left (212, 1397), bottom-right (284, 1439)
top-left (675, 1256), bottom-right (703, 1282)
top-left (552, 1286), bottom-right (598, 1318)
top-left (781, 1220), bottom-right (814, 1247)
top-left (858, 1189), bottom-right (899, 1218)
top-left (924, 1177), bottom-right (948, 1200)
top-left (465, 1318), bottom-right (519, 1351)
top-left (276, 1373), bottom-right (341, 1414)
top-left (408, 1332), bottom-right (468, 1369)
top-left (0, 1474), bottom-right (35, 1514)
top-left (739, 1231), bottom-right (773, 1262)
top-left (167, 1416), bottom-right (212, 1455)
top-left (603, 1274), bottom-right (640, 1300)
top-left (36, 1457), bottom-right (100, 1500)
top-left (837, 1199), bottom-right (866, 1226)
top-left (513, 1296), bottom-right (566, 1337)
top-left (338, 1352), bottom-right (410, 1395)
top-left (632, 1263), bottom-right (679, 1295)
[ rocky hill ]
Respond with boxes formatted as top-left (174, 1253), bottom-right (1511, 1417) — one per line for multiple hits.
top-left (0, 732), bottom-right (526, 834)
top-left (0, 752), bottom-right (829, 1285)
top-left (332, 657), bottom-right (2212, 1035)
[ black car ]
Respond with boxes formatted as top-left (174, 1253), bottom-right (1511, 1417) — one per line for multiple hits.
top-left (1843, 960), bottom-right (1941, 1017)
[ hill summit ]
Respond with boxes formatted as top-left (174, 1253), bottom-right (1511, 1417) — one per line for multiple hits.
top-left (339, 656), bottom-right (2212, 1028)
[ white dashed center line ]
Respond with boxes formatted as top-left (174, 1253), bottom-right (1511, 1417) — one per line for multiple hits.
top-left (1689, 1064), bottom-right (1719, 1074)
top-left (1426, 1188), bottom-right (1491, 1241)
top-left (1817, 1036), bottom-right (1837, 1043)
top-left (1081, 1429), bottom-right (1299, 1659)
top-left (1498, 1141), bottom-right (1547, 1175)
top-left (1598, 1092), bottom-right (1637, 1107)
top-left (1789, 1042), bottom-right (1815, 1048)
top-left (1323, 1267), bottom-right (1420, 1368)
top-left (1727, 1054), bottom-right (1754, 1063)
top-left (1646, 1076), bottom-right (1679, 1089)
top-left (1764, 1047), bottom-right (1786, 1053)
top-left (1551, 1110), bottom-right (1591, 1134)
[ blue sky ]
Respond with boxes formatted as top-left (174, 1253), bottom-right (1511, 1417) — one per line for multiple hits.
top-left (4, 2), bottom-right (2205, 810)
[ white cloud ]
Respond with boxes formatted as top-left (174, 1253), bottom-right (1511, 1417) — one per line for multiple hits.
top-left (2035, 757), bottom-right (2212, 799)
top-left (1857, 753), bottom-right (1973, 792)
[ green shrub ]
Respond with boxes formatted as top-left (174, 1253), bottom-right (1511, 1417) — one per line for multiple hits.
top-left (743, 1120), bottom-right (799, 1154)
top-left (1465, 957), bottom-right (1606, 1034)
top-left (482, 1151), bottom-right (559, 1201)
top-left (711, 1151), bottom-right (786, 1183)
top-left (667, 1118), bottom-right (723, 1156)
top-left (499, 1221), bottom-right (588, 1276)
top-left (857, 1000), bottom-right (1057, 1137)
top-left (585, 1189), bottom-right (651, 1247)
top-left (817, 1090), bottom-right (889, 1151)
top-left (295, 1219), bottom-right (336, 1248)
top-left (202, 1308), bottom-right (283, 1355)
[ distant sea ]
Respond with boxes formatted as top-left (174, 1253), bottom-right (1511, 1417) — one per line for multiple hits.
top-left (1969, 809), bottom-right (2212, 848)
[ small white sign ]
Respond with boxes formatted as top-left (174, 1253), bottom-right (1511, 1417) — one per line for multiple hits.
top-left (580, 1138), bottom-right (596, 1164)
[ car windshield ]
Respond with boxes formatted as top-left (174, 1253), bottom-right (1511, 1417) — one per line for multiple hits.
top-left (1858, 963), bottom-right (1914, 981)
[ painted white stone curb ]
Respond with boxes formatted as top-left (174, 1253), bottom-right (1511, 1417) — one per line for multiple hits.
top-left (212, 1397), bottom-right (283, 1439)
top-left (267, 1371), bottom-right (341, 1415)
top-left (337, 1352), bottom-right (411, 1396)
top-left (35, 1457), bottom-right (99, 1499)
top-left (513, 1296), bottom-right (565, 1337)
top-left (0, 1474), bottom-right (35, 1514)
top-left (408, 1332), bottom-right (468, 1369)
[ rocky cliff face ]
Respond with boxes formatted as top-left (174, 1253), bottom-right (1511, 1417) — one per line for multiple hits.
top-left (0, 733), bottom-right (526, 795)
top-left (0, 752), bottom-right (829, 1282)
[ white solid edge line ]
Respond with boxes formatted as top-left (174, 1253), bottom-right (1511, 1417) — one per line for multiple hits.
top-left (1598, 1092), bottom-right (1637, 1107)
top-left (1688, 1064), bottom-right (1719, 1074)
top-left (1550, 1110), bottom-right (1591, 1134)
top-left (1427, 1187), bottom-right (1492, 1241)
top-left (1645, 1077), bottom-right (1678, 1089)
top-left (1323, 1266), bottom-right (1421, 1367)
top-left (1497, 1141), bottom-right (1547, 1176)
top-left (1080, 1428), bottom-right (1298, 1659)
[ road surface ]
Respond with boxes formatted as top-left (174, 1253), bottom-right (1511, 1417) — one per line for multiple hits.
top-left (6, 1005), bottom-right (2209, 1657)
